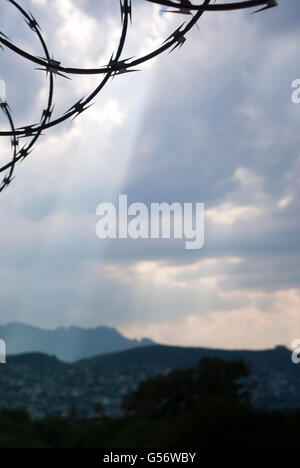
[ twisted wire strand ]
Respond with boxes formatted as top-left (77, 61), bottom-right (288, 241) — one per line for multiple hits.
top-left (0, 0), bottom-right (278, 191)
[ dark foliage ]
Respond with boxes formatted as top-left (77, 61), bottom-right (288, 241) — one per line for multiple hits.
top-left (0, 358), bottom-right (300, 448)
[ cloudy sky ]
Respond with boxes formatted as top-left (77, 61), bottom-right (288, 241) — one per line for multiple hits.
top-left (0, 0), bottom-right (299, 349)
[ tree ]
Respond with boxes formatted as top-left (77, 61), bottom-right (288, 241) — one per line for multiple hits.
top-left (123, 358), bottom-right (250, 418)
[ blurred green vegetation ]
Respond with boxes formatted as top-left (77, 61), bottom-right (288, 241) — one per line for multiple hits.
top-left (1, 357), bottom-right (300, 448)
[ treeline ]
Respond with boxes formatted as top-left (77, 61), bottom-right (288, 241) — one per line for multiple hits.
top-left (1, 358), bottom-right (300, 448)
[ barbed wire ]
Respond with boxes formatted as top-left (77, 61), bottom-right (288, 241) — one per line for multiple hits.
top-left (0, 0), bottom-right (55, 192)
top-left (0, 0), bottom-right (278, 192)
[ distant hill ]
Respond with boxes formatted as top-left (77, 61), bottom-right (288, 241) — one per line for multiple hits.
top-left (1, 344), bottom-right (299, 418)
top-left (78, 343), bottom-right (294, 372)
top-left (0, 322), bottom-right (154, 362)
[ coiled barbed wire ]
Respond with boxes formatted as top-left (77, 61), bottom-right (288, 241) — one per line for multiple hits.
top-left (0, 0), bottom-right (278, 193)
top-left (0, 0), bottom-right (55, 192)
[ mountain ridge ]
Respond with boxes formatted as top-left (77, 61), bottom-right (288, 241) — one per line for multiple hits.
top-left (0, 322), bottom-right (154, 362)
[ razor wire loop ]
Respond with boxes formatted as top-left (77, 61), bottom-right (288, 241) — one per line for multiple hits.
top-left (0, 0), bottom-right (54, 192)
top-left (0, 0), bottom-right (132, 138)
top-left (0, 0), bottom-right (131, 187)
top-left (0, 0), bottom-right (277, 192)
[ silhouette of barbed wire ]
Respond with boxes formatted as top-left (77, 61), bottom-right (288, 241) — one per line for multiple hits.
top-left (0, 0), bottom-right (55, 192)
top-left (0, 0), bottom-right (277, 192)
